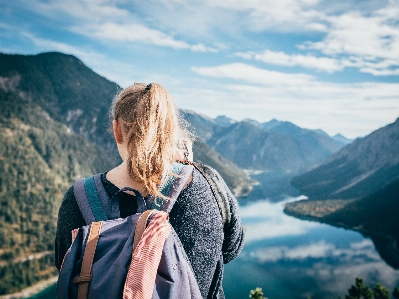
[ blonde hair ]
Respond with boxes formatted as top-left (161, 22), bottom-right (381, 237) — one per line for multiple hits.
top-left (111, 83), bottom-right (191, 198)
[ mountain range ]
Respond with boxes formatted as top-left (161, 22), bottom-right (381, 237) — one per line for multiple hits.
top-left (181, 109), bottom-right (351, 199)
top-left (285, 117), bottom-right (399, 268)
top-left (182, 109), bottom-right (350, 172)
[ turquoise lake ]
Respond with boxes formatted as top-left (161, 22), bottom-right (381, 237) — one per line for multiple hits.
top-left (29, 197), bottom-right (399, 299)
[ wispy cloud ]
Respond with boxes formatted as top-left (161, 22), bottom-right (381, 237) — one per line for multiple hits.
top-left (207, 0), bottom-right (328, 32)
top-left (72, 22), bottom-right (218, 52)
top-left (192, 63), bottom-right (315, 85)
top-left (301, 5), bottom-right (399, 75)
top-left (235, 50), bottom-right (343, 73)
top-left (190, 62), bottom-right (399, 137)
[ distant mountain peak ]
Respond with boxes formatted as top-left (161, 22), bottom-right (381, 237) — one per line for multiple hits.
top-left (242, 118), bottom-right (261, 126)
top-left (214, 115), bottom-right (236, 127)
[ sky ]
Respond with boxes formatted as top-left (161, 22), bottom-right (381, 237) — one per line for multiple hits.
top-left (1, 0), bottom-right (399, 138)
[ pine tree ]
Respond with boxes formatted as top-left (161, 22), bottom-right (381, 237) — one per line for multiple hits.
top-left (374, 283), bottom-right (390, 299)
top-left (346, 278), bottom-right (373, 299)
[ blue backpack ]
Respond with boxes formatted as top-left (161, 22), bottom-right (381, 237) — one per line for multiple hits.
top-left (56, 163), bottom-right (204, 299)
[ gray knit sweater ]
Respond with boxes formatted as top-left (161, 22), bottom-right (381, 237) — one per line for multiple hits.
top-left (55, 168), bottom-right (244, 299)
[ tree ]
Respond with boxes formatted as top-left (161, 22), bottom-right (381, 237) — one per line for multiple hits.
top-left (346, 278), bottom-right (373, 299)
top-left (393, 287), bottom-right (399, 299)
top-left (249, 287), bottom-right (268, 299)
top-left (373, 283), bottom-right (390, 299)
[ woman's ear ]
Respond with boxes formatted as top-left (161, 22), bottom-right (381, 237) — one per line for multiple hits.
top-left (112, 120), bottom-right (124, 144)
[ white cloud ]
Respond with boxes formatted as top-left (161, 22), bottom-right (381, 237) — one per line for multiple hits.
top-left (302, 5), bottom-right (399, 75)
top-left (74, 22), bottom-right (219, 52)
top-left (21, 0), bottom-right (129, 23)
top-left (189, 62), bottom-right (399, 138)
top-left (235, 50), bottom-right (343, 73)
top-left (206, 0), bottom-right (327, 32)
top-left (76, 22), bottom-right (190, 50)
top-left (192, 63), bottom-right (315, 86)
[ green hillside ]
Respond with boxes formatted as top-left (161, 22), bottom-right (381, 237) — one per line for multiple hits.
top-left (0, 52), bottom-right (120, 163)
top-left (0, 90), bottom-right (114, 295)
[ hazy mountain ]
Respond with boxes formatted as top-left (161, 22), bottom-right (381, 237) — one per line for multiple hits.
top-left (292, 118), bottom-right (399, 200)
top-left (180, 109), bottom-right (217, 141)
top-left (192, 138), bottom-right (255, 197)
top-left (332, 133), bottom-right (353, 145)
top-left (181, 110), bottom-right (349, 174)
top-left (260, 119), bottom-right (347, 155)
top-left (214, 115), bottom-right (237, 127)
top-left (208, 121), bottom-right (339, 173)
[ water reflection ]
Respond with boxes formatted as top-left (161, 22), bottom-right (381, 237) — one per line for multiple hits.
top-left (224, 197), bottom-right (399, 299)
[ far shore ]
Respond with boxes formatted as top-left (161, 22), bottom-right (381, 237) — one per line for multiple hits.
top-left (0, 276), bottom-right (57, 299)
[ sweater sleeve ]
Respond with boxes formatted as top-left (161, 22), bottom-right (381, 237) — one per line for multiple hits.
top-left (54, 186), bottom-right (86, 271)
top-left (219, 176), bottom-right (245, 264)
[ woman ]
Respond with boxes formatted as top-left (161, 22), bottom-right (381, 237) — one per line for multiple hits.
top-left (55, 83), bottom-right (244, 298)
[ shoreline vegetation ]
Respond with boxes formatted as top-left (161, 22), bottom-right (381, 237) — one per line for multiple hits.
top-left (0, 276), bottom-right (57, 299)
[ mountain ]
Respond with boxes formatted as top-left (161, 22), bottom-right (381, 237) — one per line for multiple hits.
top-left (180, 109), bottom-right (217, 141)
top-left (332, 133), bottom-right (353, 145)
top-left (291, 118), bottom-right (399, 200)
top-left (208, 121), bottom-right (340, 173)
top-left (0, 52), bottom-right (120, 162)
top-left (260, 120), bottom-right (346, 155)
top-left (284, 175), bottom-right (399, 269)
top-left (214, 115), bottom-right (236, 127)
top-left (284, 118), bottom-right (399, 268)
top-left (192, 138), bottom-right (255, 197)
top-left (0, 89), bottom-right (114, 295)
top-left (180, 111), bottom-right (350, 200)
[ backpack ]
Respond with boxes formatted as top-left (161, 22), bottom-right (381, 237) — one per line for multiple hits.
top-left (57, 162), bottom-right (231, 299)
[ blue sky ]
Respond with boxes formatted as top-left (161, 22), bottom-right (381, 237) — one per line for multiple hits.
top-left (1, 0), bottom-right (398, 138)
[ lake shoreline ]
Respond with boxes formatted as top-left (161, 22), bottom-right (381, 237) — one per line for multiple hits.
top-left (0, 276), bottom-right (58, 299)
top-left (284, 201), bottom-right (399, 269)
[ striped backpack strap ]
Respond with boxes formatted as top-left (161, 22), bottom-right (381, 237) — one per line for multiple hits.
top-left (74, 174), bottom-right (109, 224)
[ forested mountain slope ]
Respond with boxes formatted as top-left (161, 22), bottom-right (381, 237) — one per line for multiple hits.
top-left (0, 90), bottom-right (114, 294)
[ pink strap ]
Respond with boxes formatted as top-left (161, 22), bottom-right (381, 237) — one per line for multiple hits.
top-left (123, 211), bottom-right (172, 299)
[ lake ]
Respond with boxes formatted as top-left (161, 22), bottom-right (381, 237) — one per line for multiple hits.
top-left (29, 196), bottom-right (399, 299)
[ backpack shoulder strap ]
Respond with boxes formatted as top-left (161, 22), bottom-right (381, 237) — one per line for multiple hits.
top-left (148, 163), bottom-right (194, 213)
top-left (74, 174), bottom-right (109, 224)
top-left (191, 162), bottom-right (232, 225)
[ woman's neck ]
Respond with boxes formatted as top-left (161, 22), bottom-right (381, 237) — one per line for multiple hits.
top-left (106, 162), bottom-right (149, 197)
